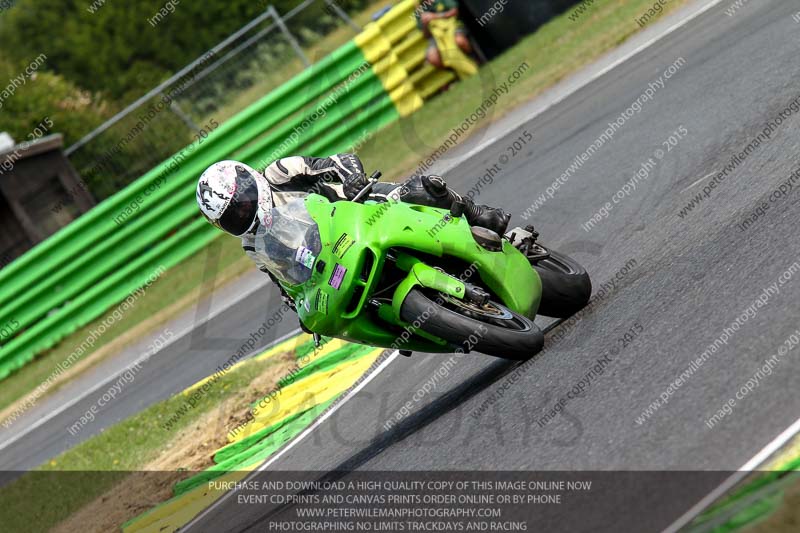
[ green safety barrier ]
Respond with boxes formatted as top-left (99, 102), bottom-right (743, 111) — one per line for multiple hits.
top-left (0, 0), bottom-right (440, 380)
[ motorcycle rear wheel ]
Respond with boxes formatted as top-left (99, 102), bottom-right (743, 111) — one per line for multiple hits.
top-left (400, 289), bottom-right (544, 360)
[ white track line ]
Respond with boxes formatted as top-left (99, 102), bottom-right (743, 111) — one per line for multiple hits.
top-left (437, 0), bottom-right (727, 177)
top-left (0, 297), bottom-right (295, 453)
top-left (663, 415), bottom-right (800, 533)
top-left (183, 350), bottom-right (400, 531)
top-left (680, 171), bottom-right (717, 193)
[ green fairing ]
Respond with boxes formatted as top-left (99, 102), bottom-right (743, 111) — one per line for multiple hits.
top-left (276, 194), bottom-right (541, 353)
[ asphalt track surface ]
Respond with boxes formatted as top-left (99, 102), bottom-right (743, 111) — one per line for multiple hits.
top-left (185, 1), bottom-right (800, 531)
top-left (2, 0), bottom-right (799, 530)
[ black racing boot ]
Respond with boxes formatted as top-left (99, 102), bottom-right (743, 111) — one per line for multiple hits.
top-left (415, 175), bottom-right (511, 235)
top-left (400, 174), bottom-right (512, 235)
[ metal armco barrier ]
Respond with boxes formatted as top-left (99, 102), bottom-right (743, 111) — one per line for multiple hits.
top-left (0, 0), bottom-right (457, 380)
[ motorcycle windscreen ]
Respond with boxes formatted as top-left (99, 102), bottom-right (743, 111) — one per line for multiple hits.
top-left (255, 198), bottom-right (321, 286)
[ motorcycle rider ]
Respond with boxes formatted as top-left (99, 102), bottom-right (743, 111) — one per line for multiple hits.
top-left (195, 154), bottom-right (510, 300)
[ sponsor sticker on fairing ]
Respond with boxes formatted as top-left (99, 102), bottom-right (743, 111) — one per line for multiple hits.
top-left (295, 246), bottom-right (316, 269)
top-left (328, 264), bottom-right (347, 289)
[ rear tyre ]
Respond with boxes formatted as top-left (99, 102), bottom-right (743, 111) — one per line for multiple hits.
top-left (400, 289), bottom-right (544, 360)
top-left (532, 248), bottom-right (592, 318)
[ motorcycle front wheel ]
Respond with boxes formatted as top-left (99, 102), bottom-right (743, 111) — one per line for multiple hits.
top-left (531, 248), bottom-right (592, 318)
top-left (399, 289), bottom-right (544, 360)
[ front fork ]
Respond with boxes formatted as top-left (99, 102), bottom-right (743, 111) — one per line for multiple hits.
top-left (389, 253), bottom-right (467, 319)
top-left (370, 253), bottom-right (471, 346)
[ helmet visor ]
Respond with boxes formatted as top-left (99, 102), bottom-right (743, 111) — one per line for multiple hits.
top-left (218, 166), bottom-right (260, 236)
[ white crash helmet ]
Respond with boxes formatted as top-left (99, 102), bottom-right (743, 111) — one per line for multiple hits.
top-left (196, 161), bottom-right (273, 236)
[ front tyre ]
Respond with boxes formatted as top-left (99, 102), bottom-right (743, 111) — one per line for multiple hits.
top-left (400, 289), bottom-right (544, 360)
top-left (532, 248), bottom-right (592, 318)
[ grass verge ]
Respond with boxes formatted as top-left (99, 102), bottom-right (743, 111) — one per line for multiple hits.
top-left (748, 475), bottom-right (800, 533)
top-left (0, 349), bottom-right (297, 533)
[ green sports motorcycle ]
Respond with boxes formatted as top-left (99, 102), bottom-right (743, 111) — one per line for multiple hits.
top-left (255, 173), bottom-right (591, 360)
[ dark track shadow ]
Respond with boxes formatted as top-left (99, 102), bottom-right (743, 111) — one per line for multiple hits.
top-left (323, 319), bottom-right (563, 473)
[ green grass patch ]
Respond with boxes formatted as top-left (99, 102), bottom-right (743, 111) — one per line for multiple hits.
top-left (0, 352), bottom-right (294, 533)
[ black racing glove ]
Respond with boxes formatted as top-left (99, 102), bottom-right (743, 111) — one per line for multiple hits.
top-left (420, 175), bottom-right (452, 200)
top-left (343, 172), bottom-right (369, 200)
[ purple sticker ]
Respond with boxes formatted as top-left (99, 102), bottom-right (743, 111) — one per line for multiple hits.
top-left (328, 263), bottom-right (347, 289)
